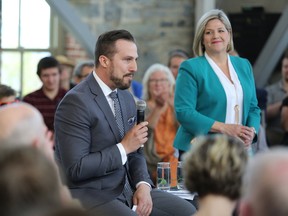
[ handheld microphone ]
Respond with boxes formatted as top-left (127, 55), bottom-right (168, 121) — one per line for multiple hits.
top-left (136, 100), bottom-right (146, 148)
top-left (136, 100), bottom-right (146, 124)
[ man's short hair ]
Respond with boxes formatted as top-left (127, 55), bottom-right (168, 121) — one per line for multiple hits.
top-left (167, 49), bottom-right (189, 67)
top-left (0, 84), bottom-right (16, 100)
top-left (94, 29), bottom-right (135, 67)
top-left (37, 56), bottom-right (60, 77)
top-left (73, 60), bottom-right (94, 78)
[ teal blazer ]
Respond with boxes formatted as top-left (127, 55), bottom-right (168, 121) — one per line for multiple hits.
top-left (174, 55), bottom-right (261, 152)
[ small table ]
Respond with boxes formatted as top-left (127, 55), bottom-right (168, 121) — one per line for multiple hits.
top-left (166, 189), bottom-right (197, 201)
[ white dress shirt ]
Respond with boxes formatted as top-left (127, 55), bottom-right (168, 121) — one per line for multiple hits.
top-left (205, 52), bottom-right (244, 125)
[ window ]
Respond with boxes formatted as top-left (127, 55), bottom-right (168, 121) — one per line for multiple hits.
top-left (1, 0), bottom-right (52, 97)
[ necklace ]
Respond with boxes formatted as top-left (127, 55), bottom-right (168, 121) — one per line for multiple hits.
top-left (232, 81), bottom-right (240, 124)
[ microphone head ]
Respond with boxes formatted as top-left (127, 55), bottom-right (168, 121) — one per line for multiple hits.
top-left (136, 100), bottom-right (146, 111)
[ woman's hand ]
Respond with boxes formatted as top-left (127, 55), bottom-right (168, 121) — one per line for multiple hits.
top-left (212, 122), bottom-right (255, 147)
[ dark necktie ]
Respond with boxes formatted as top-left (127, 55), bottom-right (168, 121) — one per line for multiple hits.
top-left (110, 91), bottom-right (125, 138)
top-left (109, 91), bottom-right (133, 207)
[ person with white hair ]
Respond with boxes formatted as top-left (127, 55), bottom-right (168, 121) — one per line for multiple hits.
top-left (0, 102), bottom-right (78, 208)
top-left (142, 63), bottom-right (179, 186)
top-left (240, 148), bottom-right (288, 216)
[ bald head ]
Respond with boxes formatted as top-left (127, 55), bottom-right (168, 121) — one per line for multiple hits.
top-left (241, 148), bottom-right (288, 216)
top-left (0, 102), bottom-right (52, 156)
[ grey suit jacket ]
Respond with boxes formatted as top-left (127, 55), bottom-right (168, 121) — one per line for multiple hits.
top-left (54, 73), bottom-right (153, 209)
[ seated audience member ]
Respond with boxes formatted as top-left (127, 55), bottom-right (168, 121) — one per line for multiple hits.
top-left (131, 80), bottom-right (143, 99)
top-left (265, 51), bottom-right (288, 145)
top-left (167, 49), bottom-right (189, 79)
top-left (142, 63), bottom-right (178, 185)
top-left (183, 134), bottom-right (248, 216)
top-left (0, 84), bottom-right (18, 106)
top-left (240, 148), bottom-right (288, 216)
top-left (0, 146), bottom-right (64, 216)
top-left (73, 60), bottom-right (94, 84)
top-left (56, 55), bottom-right (76, 90)
top-left (23, 56), bottom-right (67, 133)
top-left (281, 97), bottom-right (288, 144)
top-left (0, 102), bottom-right (53, 157)
top-left (0, 102), bottom-right (77, 207)
top-left (254, 88), bottom-right (269, 152)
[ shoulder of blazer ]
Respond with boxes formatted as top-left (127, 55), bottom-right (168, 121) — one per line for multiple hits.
top-left (85, 73), bottom-right (102, 96)
top-left (184, 56), bottom-right (207, 66)
top-left (230, 55), bottom-right (251, 68)
top-left (180, 56), bottom-right (212, 80)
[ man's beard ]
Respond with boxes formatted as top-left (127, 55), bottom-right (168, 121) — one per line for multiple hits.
top-left (109, 66), bottom-right (132, 90)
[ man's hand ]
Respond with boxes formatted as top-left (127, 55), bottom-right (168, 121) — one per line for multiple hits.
top-left (121, 121), bottom-right (148, 154)
top-left (133, 184), bottom-right (152, 216)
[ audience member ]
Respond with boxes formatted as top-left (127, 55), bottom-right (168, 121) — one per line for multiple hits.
top-left (240, 147), bottom-right (288, 216)
top-left (265, 51), bottom-right (288, 145)
top-left (73, 60), bottom-right (94, 84)
top-left (0, 102), bottom-right (76, 207)
top-left (56, 55), bottom-right (76, 90)
top-left (281, 97), bottom-right (288, 144)
top-left (142, 63), bottom-right (178, 185)
top-left (0, 146), bottom-right (63, 216)
top-left (183, 134), bottom-right (248, 216)
top-left (54, 29), bottom-right (196, 216)
top-left (0, 84), bottom-right (18, 106)
top-left (174, 9), bottom-right (260, 159)
top-left (0, 102), bottom-right (53, 158)
top-left (23, 56), bottom-right (67, 133)
top-left (254, 89), bottom-right (269, 152)
top-left (130, 80), bottom-right (143, 99)
top-left (167, 49), bottom-right (189, 79)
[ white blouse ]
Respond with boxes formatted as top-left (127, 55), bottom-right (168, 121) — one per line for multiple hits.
top-left (205, 52), bottom-right (243, 125)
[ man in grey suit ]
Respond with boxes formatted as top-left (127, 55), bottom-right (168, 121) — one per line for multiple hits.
top-left (54, 30), bottom-right (196, 216)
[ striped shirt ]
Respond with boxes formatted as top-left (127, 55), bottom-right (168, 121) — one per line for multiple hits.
top-left (23, 88), bottom-right (67, 131)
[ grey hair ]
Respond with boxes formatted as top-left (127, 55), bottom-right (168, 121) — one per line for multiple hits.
top-left (142, 63), bottom-right (175, 100)
top-left (241, 148), bottom-right (288, 216)
top-left (193, 9), bottom-right (234, 56)
top-left (242, 148), bottom-right (288, 200)
top-left (0, 102), bottom-right (46, 148)
top-left (73, 60), bottom-right (94, 77)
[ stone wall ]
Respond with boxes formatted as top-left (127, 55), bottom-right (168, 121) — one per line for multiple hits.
top-left (63, 0), bottom-right (195, 81)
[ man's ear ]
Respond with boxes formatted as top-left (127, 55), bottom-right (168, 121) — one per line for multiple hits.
top-left (99, 55), bottom-right (110, 68)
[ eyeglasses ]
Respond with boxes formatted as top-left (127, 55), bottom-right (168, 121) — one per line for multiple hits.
top-left (149, 78), bottom-right (168, 85)
top-left (0, 99), bottom-right (19, 107)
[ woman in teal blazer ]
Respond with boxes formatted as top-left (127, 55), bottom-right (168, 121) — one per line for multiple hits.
top-left (174, 9), bottom-right (261, 155)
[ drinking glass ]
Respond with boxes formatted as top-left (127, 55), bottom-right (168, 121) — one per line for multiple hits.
top-left (157, 162), bottom-right (170, 190)
top-left (177, 161), bottom-right (184, 189)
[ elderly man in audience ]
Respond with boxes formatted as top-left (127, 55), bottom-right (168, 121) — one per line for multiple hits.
top-left (240, 148), bottom-right (288, 216)
top-left (0, 102), bottom-right (77, 207)
top-left (73, 60), bottom-right (94, 84)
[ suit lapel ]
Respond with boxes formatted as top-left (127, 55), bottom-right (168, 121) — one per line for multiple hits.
top-left (86, 74), bottom-right (122, 142)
